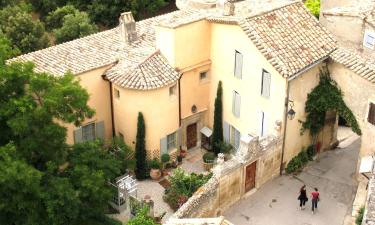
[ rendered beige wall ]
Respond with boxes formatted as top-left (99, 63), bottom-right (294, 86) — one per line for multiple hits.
top-left (113, 84), bottom-right (179, 159)
top-left (209, 23), bottom-right (286, 138)
top-left (283, 64), bottom-right (322, 163)
top-left (156, 20), bottom-right (211, 70)
top-left (65, 66), bottom-right (113, 144)
top-left (329, 62), bottom-right (375, 157)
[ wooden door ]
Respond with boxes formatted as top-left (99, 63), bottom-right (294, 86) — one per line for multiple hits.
top-left (245, 161), bottom-right (257, 192)
top-left (186, 123), bottom-right (197, 149)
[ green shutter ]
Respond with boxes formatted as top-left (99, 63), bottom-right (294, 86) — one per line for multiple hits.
top-left (74, 128), bottom-right (83, 143)
top-left (160, 137), bottom-right (167, 156)
top-left (95, 121), bottom-right (105, 140)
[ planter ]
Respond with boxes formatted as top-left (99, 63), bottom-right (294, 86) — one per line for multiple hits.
top-left (150, 169), bottom-right (161, 180)
top-left (162, 169), bottom-right (169, 177)
top-left (203, 162), bottom-right (214, 171)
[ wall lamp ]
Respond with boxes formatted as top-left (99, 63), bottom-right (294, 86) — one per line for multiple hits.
top-left (287, 100), bottom-right (296, 120)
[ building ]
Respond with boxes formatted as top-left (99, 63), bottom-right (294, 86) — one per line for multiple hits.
top-left (10, 0), bottom-right (337, 168)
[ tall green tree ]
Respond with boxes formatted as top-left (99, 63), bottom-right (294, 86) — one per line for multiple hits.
top-left (212, 81), bottom-right (223, 155)
top-left (135, 112), bottom-right (147, 180)
top-left (53, 10), bottom-right (98, 44)
top-left (0, 33), bottom-right (19, 64)
top-left (46, 5), bottom-right (80, 30)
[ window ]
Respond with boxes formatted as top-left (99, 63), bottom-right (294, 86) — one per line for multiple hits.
top-left (230, 125), bottom-right (241, 150)
top-left (199, 71), bottom-right (208, 80)
top-left (364, 30), bottom-right (375, 49)
top-left (234, 50), bottom-right (243, 78)
top-left (368, 102), bottom-right (375, 126)
top-left (261, 70), bottom-right (271, 98)
top-left (167, 132), bottom-right (176, 151)
top-left (82, 123), bottom-right (96, 141)
top-left (232, 91), bottom-right (241, 117)
top-left (169, 84), bottom-right (177, 97)
top-left (115, 88), bottom-right (120, 99)
top-left (259, 111), bottom-right (268, 136)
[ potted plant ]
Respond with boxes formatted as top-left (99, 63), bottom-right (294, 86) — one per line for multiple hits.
top-left (202, 152), bottom-right (215, 171)
top-left (217, 141), bottom-right (233, 161)
top-left (180, 149), bottom-right (187, 158)
top-left (177, 155), bottom-right (183, 165)
top-left (149, 158), bottom-right (161, 180)
top-left (161, 153), bottom-right (171, 176)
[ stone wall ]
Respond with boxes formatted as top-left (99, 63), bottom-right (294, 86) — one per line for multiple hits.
top-left (167, 134), bottom-right (282, 221)
top-left (362, 176), bottom-right (375, 225)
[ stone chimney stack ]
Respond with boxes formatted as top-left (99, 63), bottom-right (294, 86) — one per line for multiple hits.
top-left (119, 12), bottom-right (137, 43)
top-left (223, 0), bottom-right (235, 16)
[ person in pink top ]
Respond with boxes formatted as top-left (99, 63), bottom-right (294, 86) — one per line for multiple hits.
top-left (311, 188), bottom-right (320, 214)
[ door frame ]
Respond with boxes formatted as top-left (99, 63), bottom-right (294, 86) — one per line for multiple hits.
top-left (244, 161), bottom-right (257, 193)
top-left (186, 122), bottom-right (198, 150)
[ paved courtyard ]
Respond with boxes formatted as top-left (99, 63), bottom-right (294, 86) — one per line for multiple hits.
top-left (224, 137), bottom-right (360, 225)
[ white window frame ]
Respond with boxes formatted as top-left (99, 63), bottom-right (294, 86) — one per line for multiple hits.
top-left (167, 132), bottom-right (177, 151)
top-left (82, 122), bottom-right (96, 141)
top-left (234, 50), bottom-right (243, 79)
top-left (232, 91), bottom-right (241, 118)
top-left (261, 70), bottom-right (271, 98)
top-left (364, 30), bottom-right (375, 50)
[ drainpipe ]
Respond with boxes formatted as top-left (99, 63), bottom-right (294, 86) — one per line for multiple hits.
top-left (280, 79), bottom-right (291, 175)
top-left (102, 75), bottom-right (116, 137)
top-left (178, 73), bottom-right (183, 127)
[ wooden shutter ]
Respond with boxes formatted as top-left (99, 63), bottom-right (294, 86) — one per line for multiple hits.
top-left (234, 51), bottom-right (243, 78)
top-left (262, 71), bottom-right (271, 98)
top-left (160, 137), bottom-right (167, 156)
top-left (223, 121), bottom-right (230, 143)
top-left (234, 128), bottom-right (241, 150)
top-left (74, 128), bottom-right (83, 144)
top-left (368, 103), bottom-right (375, 125)
top-left (95, 121), bottom-right (105, 140)
top-left (232, 91), bottom-right (241, 117)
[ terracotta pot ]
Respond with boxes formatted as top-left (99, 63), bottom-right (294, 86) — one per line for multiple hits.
top-left (162, 169), bottom-right (169, 177)
top-left (203, 162), bottom-right (214, 171)
top-left (150, 168), bottom-right (161, 180)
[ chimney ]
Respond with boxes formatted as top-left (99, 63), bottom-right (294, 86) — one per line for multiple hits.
top-left (119, 12), bottom-right (137, 43)
top-left (223, 0), bottom-right (235, 16)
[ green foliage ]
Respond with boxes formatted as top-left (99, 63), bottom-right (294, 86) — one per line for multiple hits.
top-left (150, 158), bottom-right (161, 169)
top-left (215, 141), bottom-right (233, 155)
top-left (301, 67), bottom-right (361, 138)
top-left (0, 6), bottom-right (49, 53)
top-left (306, 144), bottom-right (316, 160)
top-left (127, 206), bottom-right (157, 225)
top-left (0, 33), bottom-right (20, 63)
top-left (53, 10), bottom-right (98, 44)
top-left (286, 149), bottom-right (312, 174)
top-left (108, 137), bottom-right (134, 174)
top-left (212, 81), bottom-right (224, 155)
top-left (135, 112), bottom-right (147, 180)
top-left (164, 168), bottom-right (212, 210)
top-left (0, 0), bottom-right (24, 8)
top-left (46, 4), bottom-right (79, 30)
top-left (0, 60), bottom-right (121, 225)
top-left (161, 153), bottom-right (171, 163)
top-left (304, 0), bottom-right (320, 18)
top-left (356, 206), bottom-right (365, 225)
top-left (203, 152), bottom-right (215, 163)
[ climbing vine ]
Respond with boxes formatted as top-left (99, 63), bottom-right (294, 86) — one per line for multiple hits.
top-left (301, 67), bottom-right (361, 137)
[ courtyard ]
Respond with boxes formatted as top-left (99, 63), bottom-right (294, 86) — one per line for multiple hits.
top-left (224, 134), bottom-right (360, 225)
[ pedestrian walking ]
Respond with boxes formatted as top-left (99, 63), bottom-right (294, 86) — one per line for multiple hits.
top-left (298, 185), bottom-right (308, 210)
top-left (311, 187), bottom-right (320, 214)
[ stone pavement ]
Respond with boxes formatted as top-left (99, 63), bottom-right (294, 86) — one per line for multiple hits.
top-left (224, 138), bottom-right (360, 225)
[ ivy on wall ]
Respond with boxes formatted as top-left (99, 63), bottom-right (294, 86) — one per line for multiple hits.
top-left (301, 67), bottom-right (362, 137)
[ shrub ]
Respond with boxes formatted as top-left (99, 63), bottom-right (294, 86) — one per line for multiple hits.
top-left (163, 168), bottom-right (212, 211)
top-left (126, 206), bottom-right (157, 225)
top-left (150, 158), bottom-right (161, 169)
top-left (161, 153), bottom-right (170, 164)
top-left (306, 144), bottom-right (316, 160)
top-left (298, 150), bottom-right (309, 164)
top-left (356, 206), bottom-right (365, 225)
top-left (215, 141), bottom-right (233, 154)
top-left (286, 149), bottom-right (311, 174)
top-left (203, 152), bottom-right (215, 163)
top-left (305, 0), bottom-right (320, 18)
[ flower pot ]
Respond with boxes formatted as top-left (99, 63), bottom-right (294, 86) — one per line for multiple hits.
top-left (162, 169), bottom-right (169, 177)
top-left (203, 162), bottom-right (214, 171)
top-left (150, 168), bottom-right (161, 180)
top-left (180, 150), bottom-right (187, 158)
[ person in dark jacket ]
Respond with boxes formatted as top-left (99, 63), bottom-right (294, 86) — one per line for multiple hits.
top-left (298, 185), bottom-right (308, 210)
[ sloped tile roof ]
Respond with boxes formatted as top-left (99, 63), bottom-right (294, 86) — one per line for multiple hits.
top-left (105, 50), bottom-right (180, 90)
top-left (241, 2), bottom-right (337, 77)
top-left (330, 47), bottom-right (375, 83)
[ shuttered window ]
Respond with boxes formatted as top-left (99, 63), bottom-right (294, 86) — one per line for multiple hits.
top-left (259, 111), bottom-right (267, 137)
top-left (232, 91), bottom-right (241, 118)
top-left (261, 70), bottom-right (271, 98)
top-left (167, 132), bottom-right (177, 151)
top-left (74, 121), bottom-right (105, 143)
top-left (229, 125), bottom-right (240, 151)
top-left (223, 121), bottom-right (230, 143)
top-left (368, 103), bottom-right (375, 125)
top-left (234, 50), bottom-right (243, 79)
top-left (364, 30), bottom-right (375, 49)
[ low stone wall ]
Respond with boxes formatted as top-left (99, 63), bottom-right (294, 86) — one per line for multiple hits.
top-left (362, 176), bottom-right (375, 225)
top-left (167, 134), bottom-right (282, 221)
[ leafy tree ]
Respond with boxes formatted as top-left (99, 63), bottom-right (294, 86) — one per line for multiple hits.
top-left (0, 33), bottom-right (19, 63)
top-left (29, 0), bottom-right (67, 19)
top-left (0, 6), bottom-right (49, 53)
top-left (135, 112), bottom-right (147, 180)
top-left (305, 0), bottom-right (320, 18)
top-left (212, 81), bottom-right (223, 155)
top-left (46, 4), bottom-right (79, 30)
top-left (54, 10), bottom-right (98, 44)
top-left (0, 0), bottom-right (23, 8)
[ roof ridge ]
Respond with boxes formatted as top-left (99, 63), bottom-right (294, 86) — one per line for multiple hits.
top-left (245, 0), bottom-right (301, 20)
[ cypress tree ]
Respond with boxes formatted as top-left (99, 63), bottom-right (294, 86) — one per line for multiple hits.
top-left (212, 81), bottom-right (223, 155)
top-left (135, 112), bottom-right (147, 180)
